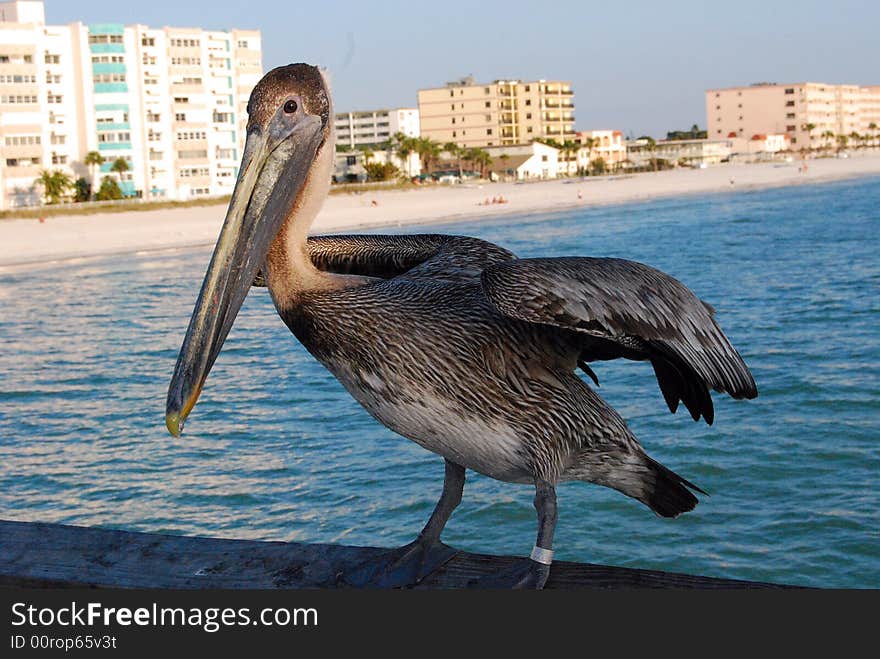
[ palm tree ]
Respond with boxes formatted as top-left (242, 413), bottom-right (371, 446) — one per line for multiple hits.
top-left (110, 157), bottom-right (129, 179)
top-left (415, 137), bottom-right (441, 177)
top-left (35, 169), bottom-right (73, 205)
top-left (84, 150), bottom-right (104, 199)
top-left (390, 132), bottom-right (416, 177)
top-left (848, 132), bottom-right (861, 150)
top-left (560, 139), bottom-right (578, 176)
top-left (444, 142), bottom-right (462, 177)
top-left (469, 148), bottom-right (492, 179)
top-left (579, 136), bottom-right (597, 175)
top-left (868, 123), bottom-right (878, 148)
top-left (821, 130), bottom-right (835, 151)
top-left (836, 134), bottom-right (849, 153)
top-left (802, 123), bottom-right (816, 152)
top-left (498, 153), bottom-right (510, 178)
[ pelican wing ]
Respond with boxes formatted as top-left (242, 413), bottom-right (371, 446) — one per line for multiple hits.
top-left (481, 257), bottom-right (757, 424)
top-left (306, 234), bottom-right (516, 283)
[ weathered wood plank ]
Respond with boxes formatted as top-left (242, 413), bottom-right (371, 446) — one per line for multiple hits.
top-left (0, 519), bottom-right (795, 589)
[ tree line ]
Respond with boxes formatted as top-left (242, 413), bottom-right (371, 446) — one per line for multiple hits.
top-left (35, 151), bottom-right (131, 205)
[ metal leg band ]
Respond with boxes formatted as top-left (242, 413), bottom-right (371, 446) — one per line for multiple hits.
top-left (530, 545), bottom-right (554, 565)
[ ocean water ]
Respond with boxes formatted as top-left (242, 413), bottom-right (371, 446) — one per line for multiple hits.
top-left (1, 176), bottom-right (878, 588)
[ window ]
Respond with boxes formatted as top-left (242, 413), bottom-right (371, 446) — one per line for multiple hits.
top-left (541, 155), bottom-right (548, 162)
top-left (452, 131), bottom-right (456, 138)
top-left (785, 100), bottom-right (795, 107)
top-left (143, 55), bottom-right (157, 65)
top-left (450, 104), bottom-right (455, 111)
top-left (176, 130), bottom-right (207, 140)
top-left (51, 153), bottom-right (68, 165)
top-left (178, 149), bottom-right (208, 159)
top-left (93, 55), bottom-right (125, 64)
top-left (485, 115), bottom-right (491, 121)
top-left (451, 118), bottom-right (455, 124)
top-left (44, 54), bottom-right (60, 64)
top-left (526, 112), bottom-right (532, 119)
top-left (237, 40), bottom-right (248, 48)
top-left (485, 101), bottom-right (490, 108)
top-left (345, 155), bottom-right (356, 166)
top-left (527, 127), bottom-right (533, 133)
top-left (173, 97), bottom-right (189, 104)
top-left (484, 87), bottom-right (490, 94)
top-left (525, 85), bottom-right (530, 92)
top-left (94, 74), bottom-right (126, 84)
top-left (142, 36), bottom-right (155, 47)
top-left (4, 135), bottom-right (41, 146)
top-left (50, 134), bottom-right (66, 145)
top-left (525, 99), bottom-right (531, 106)
top-left (786, 113), bottom-right (795, 119)
top-left (88, 34), bottom-right (122, 44)
top-left (784, 88), bottom-right (794, 94)
top-left (486, 129), bottom-right (492, 135)
top-left (171, 57), bottom-right (201, 66)
top-left (786, 125), bottom-right (796, 132)
top-left (170, 38), bottom-right (201, 48)
top-left (0, 74), bottom-right (37, 84)
top-left (449, 90), bottom-right (454, 98)
top-left (24, 54), bottom-right (32, 62)
top-left (47, 93), bottom-right (63, 104)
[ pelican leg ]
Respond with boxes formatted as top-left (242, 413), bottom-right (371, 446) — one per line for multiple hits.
top-left (341, 459), bottom-right (465, 588)
top-left (474, 480), bottom-right (557, 589)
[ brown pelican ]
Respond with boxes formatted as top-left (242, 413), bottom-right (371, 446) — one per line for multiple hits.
top-left (166, 64), bottom-right (757, 589)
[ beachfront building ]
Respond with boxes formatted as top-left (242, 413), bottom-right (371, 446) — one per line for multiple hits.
top-left (706, 82), bottom-right (880, 151)
top-left (627, 138), bottom-right (734, 167)
top-left (575, 129), bottom-right (626, 174)
top-left (334, 108), bottom-right (419, 150)
top-left (0, 0), bottom-right (261, 210)
top-left (484, 142), bottom-right (560, 181)
top-left (418, 75), bottom-right (576, 149)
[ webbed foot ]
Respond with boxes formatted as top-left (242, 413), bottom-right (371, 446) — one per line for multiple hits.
top-left (341, 539), bottom-right (459, 589)
top-left (472, 559), bottom-right (551, 590)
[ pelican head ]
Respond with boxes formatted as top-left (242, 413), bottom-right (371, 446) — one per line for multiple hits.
top-left (166, 63), bottom-right (331, 436)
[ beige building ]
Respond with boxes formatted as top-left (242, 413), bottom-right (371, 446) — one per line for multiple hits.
top-left (418, 75), bottom-right (575, 148)
top-left (575, 130), bottom-right (626, 173)
top-left (707, 82), bottom-right (880, 151)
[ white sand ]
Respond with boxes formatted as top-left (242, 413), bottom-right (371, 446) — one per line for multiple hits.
top-left (2, 154), bottom-right (879, 270)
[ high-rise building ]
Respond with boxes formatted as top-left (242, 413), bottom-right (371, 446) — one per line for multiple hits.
top-left (417, 76), bottom-right (575, 148)
top-left (334, 108), bottom-right (419, 150)
top-left (0, 0), bottom-right (261, 210)
top-left (706, 81), bottom-right (880, 151)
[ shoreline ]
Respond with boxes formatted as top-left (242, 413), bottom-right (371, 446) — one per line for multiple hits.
top-left (2, 154), bottom-right (879, 271)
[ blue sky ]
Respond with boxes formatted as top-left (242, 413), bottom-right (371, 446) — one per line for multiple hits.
top-left (49, 0), bottom-right (880, 137)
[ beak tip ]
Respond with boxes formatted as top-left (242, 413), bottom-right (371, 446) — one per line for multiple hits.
top-left (165, 410), bottom-right (184, 437)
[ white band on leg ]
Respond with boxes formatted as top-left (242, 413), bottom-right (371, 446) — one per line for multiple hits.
top-left (530, 545), bottom-right (554, 565)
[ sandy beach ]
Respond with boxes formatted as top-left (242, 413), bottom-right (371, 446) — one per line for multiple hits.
top-left (1, 154), bottom-right (879, 270)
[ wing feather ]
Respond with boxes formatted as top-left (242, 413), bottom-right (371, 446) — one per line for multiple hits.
top-left (481, 257), bottom-right (757, 423)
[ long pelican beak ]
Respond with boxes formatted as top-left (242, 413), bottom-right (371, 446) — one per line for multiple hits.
top-left (165, 115), bottom-right (323, 436)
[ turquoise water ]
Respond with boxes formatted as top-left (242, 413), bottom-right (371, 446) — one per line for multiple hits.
top-left (1, 177), bottom-right (878, 588)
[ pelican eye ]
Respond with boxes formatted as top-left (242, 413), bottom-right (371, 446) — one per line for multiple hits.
top-left (283, 99), bottom-right (298, 114)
